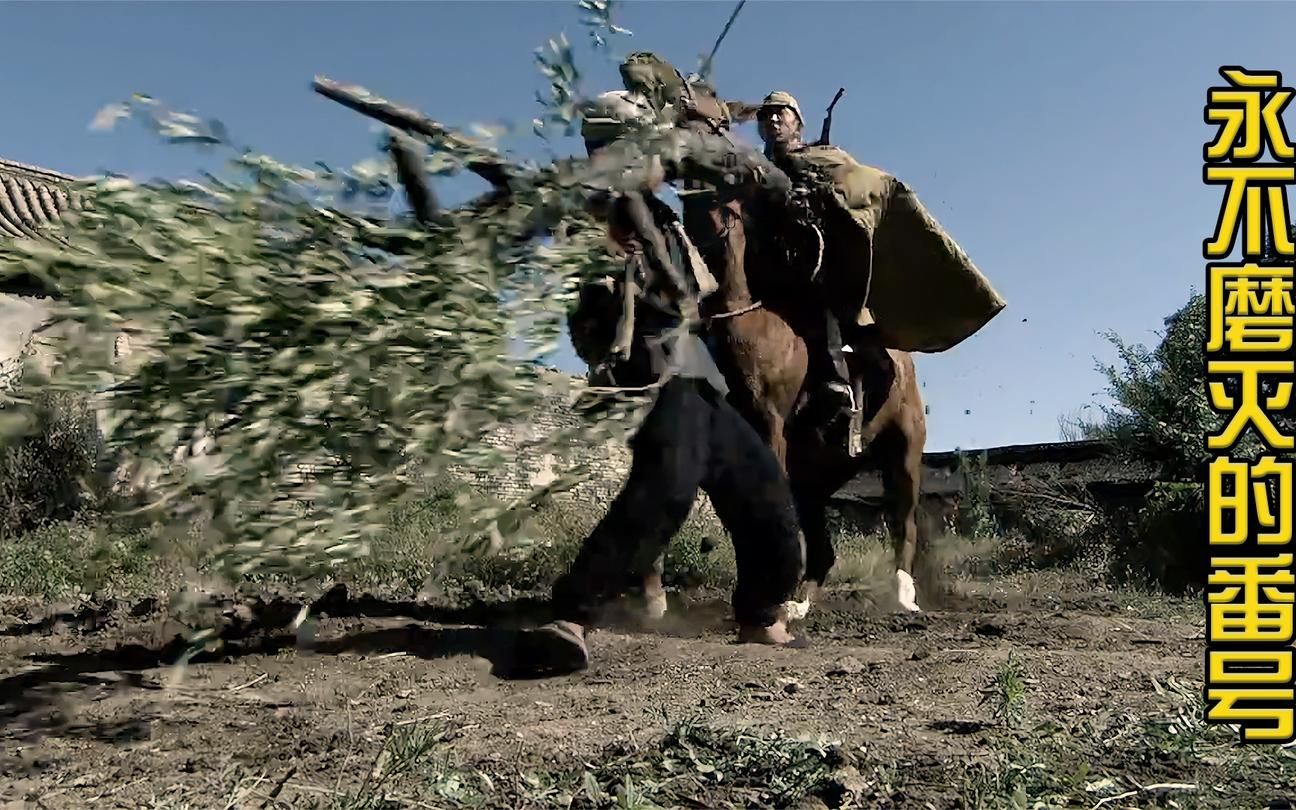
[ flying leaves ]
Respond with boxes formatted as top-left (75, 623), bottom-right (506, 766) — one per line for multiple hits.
top-left (578, 0), bottom-right (633, 50)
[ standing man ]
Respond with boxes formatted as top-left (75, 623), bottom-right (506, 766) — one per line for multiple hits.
top-left (511, 68), bottom-right (809, 678)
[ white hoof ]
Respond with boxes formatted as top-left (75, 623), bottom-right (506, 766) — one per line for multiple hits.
top-left (782, 598), bottom-right (811, 622)
top-left (896, 570), bottom-right (921, 613)
top-left (642, 591), bottom-right (669, 621)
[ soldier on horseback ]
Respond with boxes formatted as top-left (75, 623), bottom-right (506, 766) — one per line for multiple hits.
top-left (752, 88), bottom-right (1009, 442)
top-left (754, 90), bottom-right (860, 422)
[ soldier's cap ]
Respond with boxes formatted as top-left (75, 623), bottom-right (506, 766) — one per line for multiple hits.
top-left (759, 90), bottom-right (803, 126)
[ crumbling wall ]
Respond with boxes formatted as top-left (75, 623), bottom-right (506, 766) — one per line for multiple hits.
top-left (453, 375), bottom-right (721, 524)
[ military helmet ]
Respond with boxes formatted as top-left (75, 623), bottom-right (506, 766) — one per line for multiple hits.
top-left (759, 90), bottom-right (804, 127)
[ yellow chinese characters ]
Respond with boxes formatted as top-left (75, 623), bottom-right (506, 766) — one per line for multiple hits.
top-left (1205, 68), bottom-right (1295, 163)
top-left (1206, 359), bottom-right (1294, 450)
top-left (1206, 557), bottom-right (1296, 742)
top-left (1208, 554), bottom-right (1294, 643)
top-left (1204, 166), bottom-right (1295, 258)
top-left (1207, 649), bottom-right (1295, 743)
top-left (1204, 69), bottom-right (1296, 258)
top-left (1206, 264), bottom-right (1295, 353)
top-left (1203, 66), bottom-right (1296, 746)
top-left (1208, 456), bottom-right (1293, 546)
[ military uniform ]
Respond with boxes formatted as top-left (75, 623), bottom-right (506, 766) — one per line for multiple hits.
top-left (757, 91), bottom-right (1004, 356)
top-left (757, 90), bottom-right (859, 417)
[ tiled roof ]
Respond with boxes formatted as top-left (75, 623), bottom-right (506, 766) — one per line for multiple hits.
top-left (0, 158), bottom-right (80, 242)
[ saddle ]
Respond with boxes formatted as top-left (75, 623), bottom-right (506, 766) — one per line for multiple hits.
top-left (751, 190), bottom-right (886, 458)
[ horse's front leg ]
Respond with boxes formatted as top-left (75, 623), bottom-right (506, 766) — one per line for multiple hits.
top-left (782, 486), bottom-right (831, 622)
top-left (639, 555), bottom-right (669, 621)
top-left (765, 408), bottom-right (790, 474)
top-left (888, 440), bottom-right (923, 613)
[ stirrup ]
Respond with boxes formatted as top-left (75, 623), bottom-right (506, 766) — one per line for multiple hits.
top-left (846, 378), bottom-right (865, 457)
top-left (847, 413), bottom-right (864, 457)
top-left (826, 381), bottom-right (856, 411)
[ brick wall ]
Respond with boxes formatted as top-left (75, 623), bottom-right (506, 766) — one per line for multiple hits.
top-left (452, 371), bottom-right (721, 524)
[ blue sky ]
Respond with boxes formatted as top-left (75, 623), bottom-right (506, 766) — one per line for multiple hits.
top-left (2, 0), bottom-right (1289, 452)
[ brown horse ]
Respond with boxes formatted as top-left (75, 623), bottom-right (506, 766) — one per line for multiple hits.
top-left (344, 80), bottom-right (927, 616)
top-left (665, 94), bottom-right (930, 617)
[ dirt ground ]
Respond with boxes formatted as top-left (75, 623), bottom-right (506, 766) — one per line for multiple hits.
top-left (0, 572), bottom-right (1289, 809)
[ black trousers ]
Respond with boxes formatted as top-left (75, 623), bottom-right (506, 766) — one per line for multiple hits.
top-left (814, 306), bottom-right (852, 385)
top-left (550, 376), bottom-right (806, 628)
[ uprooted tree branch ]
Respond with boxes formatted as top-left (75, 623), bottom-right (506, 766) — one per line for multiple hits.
top-left (0, 2), bottom-right (803, 656)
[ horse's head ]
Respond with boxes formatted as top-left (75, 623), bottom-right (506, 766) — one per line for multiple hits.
top-left (668, 85), bottom-right (817, 306)
top-left (665, 80), bottom-right (769, 296)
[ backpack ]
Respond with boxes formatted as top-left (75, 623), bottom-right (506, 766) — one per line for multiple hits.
top-left (618, 51), bottom-right (731, 129)
top-left (619, 52), bottom-right (688, 112)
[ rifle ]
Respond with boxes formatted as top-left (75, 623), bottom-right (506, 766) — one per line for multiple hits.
top-left (697, 0), bottom-right (747, 83)
top-left (815, 87), bottom-right (846, 146)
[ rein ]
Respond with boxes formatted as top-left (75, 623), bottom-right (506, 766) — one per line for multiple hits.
top-left (806, 221), bottom-right (825, 281)
top-left (679, 198), bottom-right (767, 324)
top-left (698, 217), bottom-right (822, 324)
top-left (707, 300), bottom-right (764, 321)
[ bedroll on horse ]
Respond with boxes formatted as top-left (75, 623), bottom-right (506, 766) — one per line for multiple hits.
top-left (784, 144), bottom-right (1006, 354)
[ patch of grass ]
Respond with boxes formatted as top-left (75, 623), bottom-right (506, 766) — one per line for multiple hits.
top-left (819, 526), bottom-right (893, 595)
top-left (408, 494), bottom-right (737, 604)
top-left (980, 651), bottom-right (1028, 730)
top-left (451, 717), bottom-right (852, 808)
top-left (948, 671), bottom-right (1296, 810)
top-left (651, 715), bottom-right (846, 806)
top-left (0, 516), bottom-right (180, 599)
top-left (106, 671), bottom-right (1296, 810)
top-left (329, 722), bottom-right (457, 810)
top-left (0, 480), bottom-right (746, 607)
top-left (658, 510), bottom-right (735, 592)
top-left (446, 717), bottom-right (860, 809)
top-left (164, 717), bottom-right (857, 809)
top-left (819, 521), bottom-right (1023, 613)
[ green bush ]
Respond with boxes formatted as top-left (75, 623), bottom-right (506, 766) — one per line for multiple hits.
top-left (1074, 291), bottom-right (1263, 593)
top-left (954, 450), bottom-right (999, 540)
top-left (1106, 482), bottom-right (1205, 595)
top-left (1086, 293), bottom-right (1236, 481)
top-left (1, 350), bottom-right (109, 536)
top-left (0, 2), bottom-right (660, 599)
top-left (0, 519), bottom-right (160, 599)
